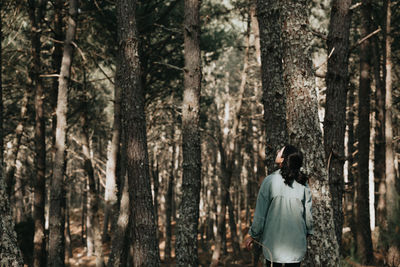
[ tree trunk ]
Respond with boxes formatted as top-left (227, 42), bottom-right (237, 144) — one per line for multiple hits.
top-left (383, 1), bottom-right (400, 265)
top-left (27, 0), bottom-right (47, 265)
top-left (256, 0), bottom-right (288, 175)
top-left (371, 32), bottom-right (386, 229)
top-left (117, 0), bottom-right (160, 265)
top-left (257, 0), bottom-right (340, 265)
top-left (80, 114), bottom-right (105, 267)
top-left (354, 1), bottom-right (374, 264)
top-left (0, 3), bottom-right (24, 263)
top-left (324, 0), bottom-right (352, 250)
top-left (48, 0), bottom-right (78, 265)
top-left (165, 123), bottom-right (175, 261)
top-left (107, 126), bottom-right (130, 267)
top-left (103, 81), bottom-right (121, 241)
top-left (176, 0), bottom-right (202, 266)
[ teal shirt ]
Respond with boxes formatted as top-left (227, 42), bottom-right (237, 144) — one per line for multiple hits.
top-left (249, 169), bottom-right (313, 263)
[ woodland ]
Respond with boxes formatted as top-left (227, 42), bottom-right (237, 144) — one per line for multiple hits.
top-left (0, 0), bottom-right (400, 266)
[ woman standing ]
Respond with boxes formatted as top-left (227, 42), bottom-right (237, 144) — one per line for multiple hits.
top-left (245, 145), bottom-right (313, 267)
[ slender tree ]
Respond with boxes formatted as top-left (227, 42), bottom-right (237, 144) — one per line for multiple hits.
top-left (117, 0), bottom-right (160, 265)
top-left (27, 0), bottom-right (47, 265)
top-left (354, 0), bottom-right (374, 264)
top-left (48, 0), bottom-right (78, 265)
top-left (176, 0), bottom-right (202, 266)
top-left (257, 0), bottom-right (340, 265)
top-left (324, 0), bottom-right (352, 249)
top-left (80, 112), bottom-right (105, 267)
top-left (103, 81), bottom-right (121, 241)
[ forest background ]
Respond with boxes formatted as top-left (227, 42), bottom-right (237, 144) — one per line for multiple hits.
top-left (0, 0), bottom-right (400, 266)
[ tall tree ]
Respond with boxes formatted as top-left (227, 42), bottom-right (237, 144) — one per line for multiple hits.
top-left (103, 81), bottom-right (121, 241)
top-left (324, 0), bottom-right (352, 249)
top-left (48, 0), bottom-right (78, 265)
top-left (383, 1), bottom-right (399, 265)
top-left (27, 0), bottom-right (47, 265)
top-left (256, 0), bottom-right (288, 174)
top-left (175, 0), bottom-right (202, 266)
top-left (80, 112), bottom-right (105, 267)
top-left (257, 0), bottom-right (340, 265)
top-left (354, 0), bottom-right (374, 264)
top-left (117, 0), bottom-right (160, 265)
top-left (0, 2), bottom-right (24, 264)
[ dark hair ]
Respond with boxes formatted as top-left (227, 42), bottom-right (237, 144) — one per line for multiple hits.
top-left (280, 144), bottom-right (308, 186)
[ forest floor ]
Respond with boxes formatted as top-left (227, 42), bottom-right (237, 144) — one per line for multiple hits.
top-left (62, 208), bottom-right (387, 267)
top-left (64, 208), bottom-right (257, 266)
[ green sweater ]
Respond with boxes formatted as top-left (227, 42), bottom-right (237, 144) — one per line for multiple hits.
top-left (249, 169), bottom-right (313, 263)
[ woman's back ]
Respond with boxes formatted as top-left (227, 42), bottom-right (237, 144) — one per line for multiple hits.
top-left (250, 169), bottom-right (313, 263)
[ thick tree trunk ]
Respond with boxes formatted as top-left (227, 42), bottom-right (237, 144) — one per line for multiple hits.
top-left (354, 1), bottom-right (374, 264)
top-left (48, 0), bottom-right (78, 265)
top-left (27, 0), bottom-right (47, 265)
top-left (176, 0), bottom-right (202, 266)
top-left (256, 0), bottom-right (288, 175)
top-left (80, 114), bottom-right (105, 267)
top-left (324, 0), bottom-right (352, 250)
top-left (257, 0), bottom-right (340, 266)
top-left (117, 0), bottom-right (160, 265)
top-left (0, 3), bottom-right (24, 264)
top-left (103, 82), bottom-right (121, 241)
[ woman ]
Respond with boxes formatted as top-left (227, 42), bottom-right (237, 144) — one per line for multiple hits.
top-left (245, 145), bottom-right (313, 267)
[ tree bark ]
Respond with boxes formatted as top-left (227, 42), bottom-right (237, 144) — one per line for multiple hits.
top-left (117, 0), bottom-right (160, 265)
top-left (48, 0), bottom-right (78, 265)
top-left (27, 0), bottom-right (47, 265)
top-left (256, 0), bottom-right (288, 175)
top-left (324, 0), bottom-right (352, 250)
top-left (176, 0), bottom-right (202, 266)
top-left (257, 0), bottom-right (340, 266)
top-left (80, 114), bottom-right (105, 267)
top-left (354, 0), bottom-right (374, 264)
top-left (383, 2), bottom-right (400, 265)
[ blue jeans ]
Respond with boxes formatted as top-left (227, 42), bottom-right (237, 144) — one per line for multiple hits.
top-left (264, 259), bottom-right (301, 267)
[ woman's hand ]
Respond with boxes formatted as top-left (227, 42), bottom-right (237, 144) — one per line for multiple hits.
top-left (245, 235), bottom-right (254, 251)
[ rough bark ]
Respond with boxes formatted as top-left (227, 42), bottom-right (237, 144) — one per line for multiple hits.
top-left (48, 0), bottom-right (78, 265)
top-left (27, 0), bottom-right (47, 265)
top-left (256, 0), bottom-right (288, 175)
top-left (354, 0), bottom-right (374, 264)
top-left (257, 0), bottom-right (340, 266)
top-left (383, 3), bottom-right (400, 265)
top-left (176, 0), bottom-right (202, 266)
top-left (324, 0), bottom-right (352, 249)
top-left (81, 114), bottom-right (105, 267)
top-left (117, 0), bottom-right (160, 265)
top-left (103, 81), bottom-right (121, 241)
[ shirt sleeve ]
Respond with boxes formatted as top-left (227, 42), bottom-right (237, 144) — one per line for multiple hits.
top-left (304, 184), bottom-right (314, 235)
top-left (249, 177), bottom-right (271, 240)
